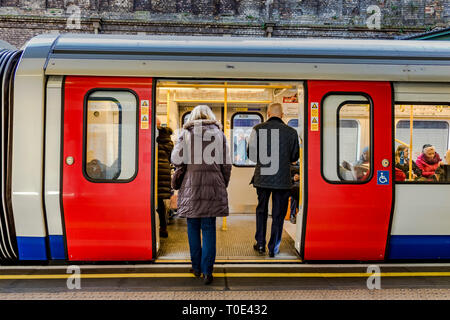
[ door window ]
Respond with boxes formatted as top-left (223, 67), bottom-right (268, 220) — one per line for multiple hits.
top-left (84, 90), bottom-right (138, 182)
top-left (338, 120), bottom-right (360, 168)
top-left (322, 95), bottom-right (372, 183)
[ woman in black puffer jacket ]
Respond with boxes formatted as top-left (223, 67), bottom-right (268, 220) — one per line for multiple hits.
top-left (157, 118), bottom-right (174, 238)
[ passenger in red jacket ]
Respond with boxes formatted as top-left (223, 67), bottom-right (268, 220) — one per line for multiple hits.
top-left (415, 144), bottom-right (444, 180)
top-left (395, 167), bottom-right (406, 182)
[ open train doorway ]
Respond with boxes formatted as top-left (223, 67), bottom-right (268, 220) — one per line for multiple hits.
top-left (154, 80), bottom-right (304, 262)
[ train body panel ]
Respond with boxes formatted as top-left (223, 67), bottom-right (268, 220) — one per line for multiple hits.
top-left (10, 36), bottom-right (55, 261)
top-left (62, 76), bottom-right (154, 261)
top-left (389, 82), bottom-right (450, 260)
top-left (390, 185), bottom-right (450, 259)
top-left (304, 81), bottom-right (393, 261)
top-left (44, 76), bottom-right (65, 259)
top-left (42, 34), bottom-right (450, 82)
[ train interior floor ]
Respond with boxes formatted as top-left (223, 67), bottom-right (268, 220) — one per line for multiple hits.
top-left (158, 214), bottom-right (300, 261)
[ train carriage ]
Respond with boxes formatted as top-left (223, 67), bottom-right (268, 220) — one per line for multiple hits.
top-left (0, 34), bottom-right (449, 264)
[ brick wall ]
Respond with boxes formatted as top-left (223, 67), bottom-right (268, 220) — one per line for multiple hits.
top-left (0, 0), bottom-right (448, 48)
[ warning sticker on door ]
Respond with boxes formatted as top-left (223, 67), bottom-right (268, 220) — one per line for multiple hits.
top-left (141, 119), bottom-right (149, 130)
top-left (141, 100), bottom-right (149, 130)
top-left (141, 106), bottom-right (149, 115)
top-left (310, 102), bottom-right (319, 131)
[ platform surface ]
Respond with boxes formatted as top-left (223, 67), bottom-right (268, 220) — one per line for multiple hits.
top-left (2, 263), bottom-right (450, 300)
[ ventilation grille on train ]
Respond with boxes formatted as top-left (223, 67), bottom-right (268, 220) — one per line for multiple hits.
top-left (0, 49), bottom-right (22, 263)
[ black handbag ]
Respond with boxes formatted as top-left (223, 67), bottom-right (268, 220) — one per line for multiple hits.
top-left (171, 165), bottom-right (186, 190)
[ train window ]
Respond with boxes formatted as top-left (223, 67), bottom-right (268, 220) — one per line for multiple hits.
top-left (338, 120), bottom-right (360, 170)
top-left (322, 95), bottom-right (372, 183)
top-left (394, 104), bottom-right (450, 182)
top-left (84, 90), bottom-right (138, 182)
top-left (288, 119), bottom-right (298, 128)
top-left (231, 113), bottom-right (263, 166)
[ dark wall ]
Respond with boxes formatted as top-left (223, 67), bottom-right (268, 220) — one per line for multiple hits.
top-left (0, 0), bottom-right (448, 48)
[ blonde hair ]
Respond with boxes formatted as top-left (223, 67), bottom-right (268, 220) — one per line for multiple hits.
top-left (445, 149), bottom-right (450, 165)
top-left (188, 105), bottom-right (216, 122)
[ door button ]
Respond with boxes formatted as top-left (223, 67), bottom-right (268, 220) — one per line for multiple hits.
top-left (381, 159), bottom-right (389, 167)
top-left (66, 156), bottom-right (74, 165)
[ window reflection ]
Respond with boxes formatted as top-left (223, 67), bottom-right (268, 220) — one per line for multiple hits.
top-left (232, 113), bottom-right (262, 166)
top-left (322, 96), bottom-right (371, 183)
top-left (85, 91), bottom-right (137, 181)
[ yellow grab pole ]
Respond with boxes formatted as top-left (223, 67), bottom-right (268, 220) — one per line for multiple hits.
top-left (158, 84), bottom-right (294, 89)
top-left (166, 90), bottom-right (170, 127)
top-left (395, 138), bottom-right (409, 147)
top-left (299, 146), bottom-right (303, 206)
top-left (222, 83), bottom-right (228, 231)
top-left (174, 99), bottom-right (273, 104)
top-left (155, 119), bottom-right (158, 209)
top-left (409, 105), bottom-right (413, 181)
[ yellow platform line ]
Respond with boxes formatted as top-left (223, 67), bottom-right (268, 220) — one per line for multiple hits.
top-left (2, 272), bottom-right (450, 280)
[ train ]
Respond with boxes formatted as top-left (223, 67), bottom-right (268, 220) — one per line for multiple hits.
top-left (0, 34), bottom-right (449, 264)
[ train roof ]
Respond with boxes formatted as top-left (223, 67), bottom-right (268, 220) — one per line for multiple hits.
top-left (19, 34), bottom-right (450, 82)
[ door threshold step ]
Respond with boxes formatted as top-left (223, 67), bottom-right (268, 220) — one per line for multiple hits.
top-left (155, 259), bottom-right (302, 264)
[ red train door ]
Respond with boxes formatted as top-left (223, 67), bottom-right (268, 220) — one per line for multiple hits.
top-left (62, 76), bottom-right (154, 261)
top-left (304, 81), bottom-right (393, 261)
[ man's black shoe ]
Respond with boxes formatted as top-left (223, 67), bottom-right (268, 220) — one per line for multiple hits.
top-left (159, 229), bottom-right (168, 238)
top-left (190, 268), bottom-right (201, 278)
top-left (269, 251), bottom-right (275, 258)
top-left (253, 243), bottom-right (265, 254)
top-left (203, 274), bottom-right (214, 285)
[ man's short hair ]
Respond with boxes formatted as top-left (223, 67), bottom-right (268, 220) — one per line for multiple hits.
top-left (268, 103), bottom-right (283, 116)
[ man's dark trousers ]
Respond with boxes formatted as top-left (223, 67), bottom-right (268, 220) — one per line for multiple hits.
top-left (255, 187), bottom-right (291, 254)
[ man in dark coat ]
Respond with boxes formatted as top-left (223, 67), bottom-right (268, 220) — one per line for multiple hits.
top-left (157, 117), bottom-right (174, 238)
top-left (248, 103), bottom-right (300, 257)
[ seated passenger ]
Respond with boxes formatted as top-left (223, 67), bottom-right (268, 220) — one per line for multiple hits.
top-left (107, 158), bottom-right (120, 180)
top-left (435, 149), bottom-right (450, 182)
top-left (86, 158), bottom-right (107, 179)
top-left (339, 162), bottom-right (355, 181)
top-left (339, 147), bottom-right (370, 181)
top-left (394, 145), bottom-right (422, 180)
top-left (395, 167), bottom-right (406, 182)
top-left (415, 144), bottom-right (444, 180)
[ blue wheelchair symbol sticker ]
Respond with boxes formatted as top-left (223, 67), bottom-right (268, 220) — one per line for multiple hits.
top-left (377, 170), bottom-right (389, 185)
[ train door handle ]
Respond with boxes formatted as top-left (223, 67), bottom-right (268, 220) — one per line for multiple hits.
top-left (66, 156), bottom-right (74, 165)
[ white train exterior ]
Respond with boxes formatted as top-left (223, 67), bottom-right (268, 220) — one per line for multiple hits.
top-left (0, 34), bottom-right (449, 263)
